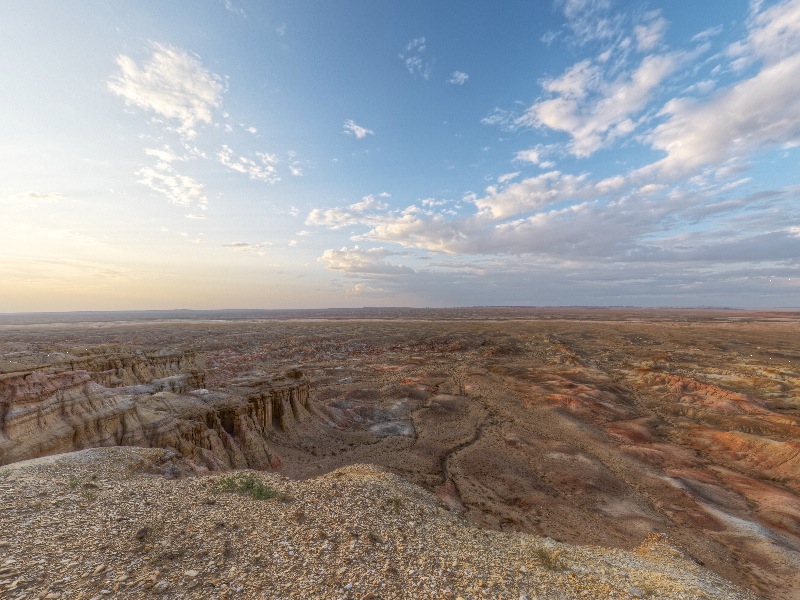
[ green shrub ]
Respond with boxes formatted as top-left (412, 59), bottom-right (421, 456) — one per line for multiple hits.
top-left (534, 546), bottom-right (568, 571)
top-left (215, 473), bottom-right (291, 502)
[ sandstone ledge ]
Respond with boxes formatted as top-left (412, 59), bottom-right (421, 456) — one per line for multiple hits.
top-left (0, 447), bottom-right (756, 599)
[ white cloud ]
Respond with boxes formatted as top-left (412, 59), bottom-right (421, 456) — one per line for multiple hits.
top-left (558, 0), bottom-right (624, 46)
top-left (345, 282), bottom-right (386, 296)
top-left (185, 213), bottom-right (206, 220)
top-left (514, 147), bottom-right (550, 165)
top-left (12, 192), bottom-right (65, 202)
top-left (481, 107), bottom-right (514, 129)
top-left (343, 119), bottom-right (374, 139)
top-left (634, 13), bottom-right (667, 52)
top-left (497, 172), bottom-right (520, 183)
top-left (221, 0), bottom-right (246, 17)
top-left (222, 242), bottom-right (272, 255)
top-left (727, 0), bottom-right (800, 69)
top-left (518, 52), bottom-right (681, 157)
top-left (306, 194), bottom-right (389, 229)
top-left (692, 24), bottom-right (724, 43)
top-left (400, 37), bottom-right (433, 79)
top-left (641, 1), bottom-right (800, 179)
top-left (448, 71), bottom-right (469, 85)
top-left (138, 162), bottom-right (208, 209)
top-left (318, 246), bottom-right (413, 275)
top-left (108, 43), bottom-right (224, 139)
top-left (475, 171), bottom-right (593, 219)
top-left (217, 145), bottom-right (280, 183)
top-left (145, 145), bottom-right (180, 163)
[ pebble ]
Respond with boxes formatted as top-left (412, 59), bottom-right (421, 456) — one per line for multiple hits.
top-left (0, 447), bottom-right (758, 600)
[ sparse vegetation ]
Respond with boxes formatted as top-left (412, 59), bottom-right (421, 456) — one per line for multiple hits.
top-left (534, 546), bottom-right (568, 571)
top-left (215, 473), bottom-right (292, 502)
top-left (386, 496), bottom-right (404, 514)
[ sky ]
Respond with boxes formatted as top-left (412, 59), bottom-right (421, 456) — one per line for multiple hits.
top-left (1, 0), bottom-right (799, 311)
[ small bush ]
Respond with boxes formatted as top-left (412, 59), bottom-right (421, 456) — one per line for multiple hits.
top-left (534, 546), bottom-right (568, 571)
top-left (215, 473), bottom-right (292, 502)
top-left (386, 497), bottom-right (404, 514)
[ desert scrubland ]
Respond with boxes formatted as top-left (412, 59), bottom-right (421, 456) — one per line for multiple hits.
top-left (1, 308), bottom-right (798, 598)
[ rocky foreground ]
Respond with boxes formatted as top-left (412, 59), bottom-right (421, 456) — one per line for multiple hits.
top-left (0, 446), bottom-right (755, 600)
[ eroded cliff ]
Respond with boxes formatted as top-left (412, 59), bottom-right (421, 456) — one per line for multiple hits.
top-left (0, 348), bottom-right (313, 470)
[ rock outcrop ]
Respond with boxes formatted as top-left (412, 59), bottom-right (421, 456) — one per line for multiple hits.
top-left (0, 350), bottom-right (313, 470)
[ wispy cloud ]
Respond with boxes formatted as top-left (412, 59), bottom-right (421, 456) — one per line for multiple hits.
top-left (138, 162), bottom-right (208, 209)
top-left (634, 11), bottom-right (667, 52)
top-left (144, 145), bottom-right (181, 163)
top-left (222, 242), bottom-right (272, 255)
top-left (447, 71), bottom-right (469, 85)
top-left (11, 192), bottom-right (66, 202)
top-left (343, 119), bottom-right (374, 139)
top-left (221, 0), bottom-right (246, 18)
top-left (108, 43), bottom-right (224, 139)
top-left (642, 0), bottom-right (800, 179)
top-left (516, 52), bottom-right (682, 157)
top-left (400, 37), bottom-right (433, 79)
top-left (307, 194), bottom-right (389, 229)
top-left (217, 145), bottom-right (280, 183)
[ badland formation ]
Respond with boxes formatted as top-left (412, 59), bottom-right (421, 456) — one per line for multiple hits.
top-left (0, 307), bottom-right (798, 598)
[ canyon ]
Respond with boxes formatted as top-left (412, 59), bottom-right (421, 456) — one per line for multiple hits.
top-left (0, 307), bottom-right (798, 598)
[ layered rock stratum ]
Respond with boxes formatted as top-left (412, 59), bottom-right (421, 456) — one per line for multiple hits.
top-left (0, 308), bottom-right (798, 598)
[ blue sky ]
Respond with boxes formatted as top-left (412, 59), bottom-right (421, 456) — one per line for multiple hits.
top-left (1, 0), bottom-right (799, 311)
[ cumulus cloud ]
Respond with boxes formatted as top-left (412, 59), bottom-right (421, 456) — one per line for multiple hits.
top-left (303, 2), bottom-right (800, 307)
top-left (400, 37), bottom-right (433, 79)
top-left (448, 71), bottom-right (469, 85)
top-left (217, 145), bottom-right (280, 183)
top-left (138, 162), bottom-right (207, 209)
top-left (641, 0), bottom-right (800, 178)
top-left (517, 52), bottom-right (681, 157)
top-left (108, 43), bottom-right (224, 139)
top-left (345, 282), bottom-right (387, 296)
top-left (306, 194), bottom-right (389, 229)
top-left (343, 119), bottom-right (374, 139)
top-left (318, 246), bottom-right (413, 275)
top-left (475, 171), bottom-right (593, 219)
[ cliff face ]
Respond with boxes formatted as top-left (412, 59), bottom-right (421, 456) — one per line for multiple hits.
top-left (0, 351), bottom-right (313, 470)
top-left (59, 347), bottom-right (205, 389)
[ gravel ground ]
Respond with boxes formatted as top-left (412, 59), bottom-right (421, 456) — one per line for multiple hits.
top-left (0, 447), bottom-right (757, 599)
